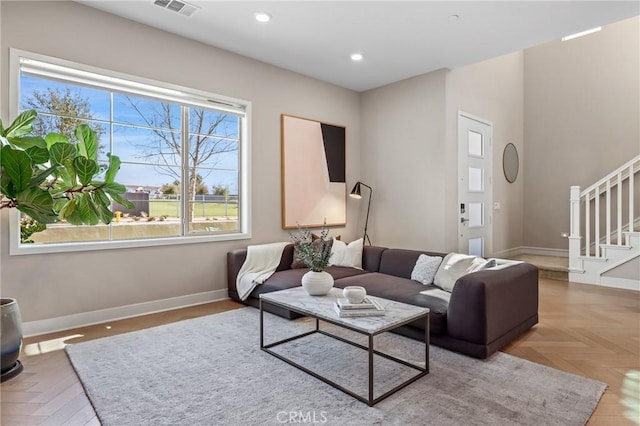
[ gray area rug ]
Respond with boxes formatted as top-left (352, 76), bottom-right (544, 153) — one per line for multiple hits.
top-left (66, 307), bottom-right (606, 426)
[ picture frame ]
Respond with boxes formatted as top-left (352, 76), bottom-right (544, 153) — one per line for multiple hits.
top-left (281, 114), bottom-right (346, 229)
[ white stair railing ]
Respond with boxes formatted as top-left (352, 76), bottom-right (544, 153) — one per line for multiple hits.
top-left (569, 155), bottom-right (640, 273)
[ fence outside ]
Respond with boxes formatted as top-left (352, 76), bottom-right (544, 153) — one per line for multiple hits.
top-left (112, 193), bottom-right (239, 218)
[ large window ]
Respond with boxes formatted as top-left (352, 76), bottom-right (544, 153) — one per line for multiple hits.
top-left (9, 50), bottom-right (251, 254)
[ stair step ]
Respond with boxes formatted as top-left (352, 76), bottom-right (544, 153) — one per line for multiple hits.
top-left (539, 269), bottom-right (569, 281)
top-left (506, 254), bottom-right (568, 281)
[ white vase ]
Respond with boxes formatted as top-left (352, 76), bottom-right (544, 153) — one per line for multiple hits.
top-left (301, 271), bottom-right (334, 296)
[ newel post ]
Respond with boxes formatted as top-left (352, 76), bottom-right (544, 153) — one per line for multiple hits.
top-left (569, 186), bottom-right (582, 272)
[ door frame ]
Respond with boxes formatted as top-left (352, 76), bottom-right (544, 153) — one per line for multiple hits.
top-left (457, 110), bottom-right (493, 257)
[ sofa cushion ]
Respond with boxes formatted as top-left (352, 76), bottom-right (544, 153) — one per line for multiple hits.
top-left (334, 272), bottom-right (449, 334)
top-left (251, 267), bottom-right (369, 299)
top-left (362, 245), bottom-right (387, 272)
top-left (379, 249), bottom-right (446, 279)
top-left (249, 269), bottom-right (308, 298)
top-left (275, 244), bottom-right (295, 272)
top-left (325, 266), bottom-right (370, 280)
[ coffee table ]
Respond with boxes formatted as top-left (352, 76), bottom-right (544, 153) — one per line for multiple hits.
top-left (260, 287), bottom-right (429, 406)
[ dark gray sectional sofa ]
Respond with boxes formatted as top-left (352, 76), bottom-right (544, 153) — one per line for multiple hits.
top-left (227, 244), bottom-right (539, 359)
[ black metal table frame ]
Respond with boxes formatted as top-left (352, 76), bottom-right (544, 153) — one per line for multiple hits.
top-left (259, 298), bottom-right (429, 407)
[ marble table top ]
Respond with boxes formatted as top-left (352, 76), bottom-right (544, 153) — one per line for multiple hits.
top-left (260, 287), bottom-right (429, 335)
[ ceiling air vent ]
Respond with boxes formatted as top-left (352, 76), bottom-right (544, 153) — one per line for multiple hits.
top-left (153, 0), bottom-right (200, 17)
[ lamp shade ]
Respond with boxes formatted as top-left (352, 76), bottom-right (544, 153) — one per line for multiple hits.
top-left (349, 182), bottom-right (362, 199)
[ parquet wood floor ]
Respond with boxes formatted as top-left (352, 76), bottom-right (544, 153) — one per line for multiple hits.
top-left (1, 279), bottom-right (638, 425)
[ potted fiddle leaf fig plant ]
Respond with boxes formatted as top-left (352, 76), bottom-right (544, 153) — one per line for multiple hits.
top-left (0, 109), bottom-right (133, 382)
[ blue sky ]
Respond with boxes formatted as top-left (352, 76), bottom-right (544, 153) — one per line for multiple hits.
top-left (20, 74), bottom-right (240, 193)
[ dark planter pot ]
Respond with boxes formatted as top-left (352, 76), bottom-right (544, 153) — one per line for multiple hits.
top-left (1, 298), bottom-right (24, 382)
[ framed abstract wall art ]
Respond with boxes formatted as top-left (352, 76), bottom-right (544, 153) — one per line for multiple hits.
top-left (281, 114), bottom-right (346, 229)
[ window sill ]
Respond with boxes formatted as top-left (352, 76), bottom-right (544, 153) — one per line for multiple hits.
top-left (9, 231), bottom-right (252, 256)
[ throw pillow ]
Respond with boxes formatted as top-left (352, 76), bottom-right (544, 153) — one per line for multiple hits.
top-left (329, 237), bottom-right (364, 269)
top-left (433, 252), bottom-right (478, 292)
top-left (470, 258), bottom-right (497, 272)
top-left (291, 237), bottom-right (334, 269)
top-left (291, 244), bottom-right (308, 269)
top-left (481, 258), bottom-right (521, 270)
top-left (410, 254), bottom-right (443, 285)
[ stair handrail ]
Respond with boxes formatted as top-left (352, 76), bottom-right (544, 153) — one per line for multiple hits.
top-left (570, 155), bottom-right (639, 273)
top-left (580, 155), bottom-right (640, 196)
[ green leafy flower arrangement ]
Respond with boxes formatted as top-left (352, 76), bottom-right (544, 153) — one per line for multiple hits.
top-left (290, 222), bottom-right (332, 272)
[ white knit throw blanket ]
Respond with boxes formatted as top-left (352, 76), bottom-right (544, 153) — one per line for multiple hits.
top-left (236, 242), bottom-right (289, 301)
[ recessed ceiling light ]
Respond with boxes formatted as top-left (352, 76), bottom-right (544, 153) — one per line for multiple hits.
top-left (254, 12), bottom-right (271, 23)
top-left (350, 53), bottom-right (364, 62)
top-left (562, 27), bottom-right (601, 41)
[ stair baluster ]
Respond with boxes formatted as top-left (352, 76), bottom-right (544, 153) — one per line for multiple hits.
top-left (569, 155), bottom-right (640, 287)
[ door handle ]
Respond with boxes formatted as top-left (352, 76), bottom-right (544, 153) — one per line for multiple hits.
top-left (460, 217), bottom-right (469, 223)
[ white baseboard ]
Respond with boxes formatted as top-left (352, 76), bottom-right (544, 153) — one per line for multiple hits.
top-left (521, 246), bottom-right (569, 257)
top-left (490, 246), bottom-right (523, 258)
top-left (23, 289), bottom-right (229, 338)
top-left (594, 277), bottom-right (639, 292)
top-left (491, 246), bottom-right (569, 258)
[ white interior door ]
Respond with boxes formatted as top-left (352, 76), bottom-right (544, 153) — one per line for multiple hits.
top-left (458, 112), bottom-right (492, 257)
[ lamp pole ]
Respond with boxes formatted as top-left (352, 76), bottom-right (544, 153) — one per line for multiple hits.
top-left (350, 181), bottom-right (373, 245)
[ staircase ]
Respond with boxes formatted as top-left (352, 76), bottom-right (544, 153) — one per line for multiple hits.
top-left (569, 155), bottom-right (640, 290)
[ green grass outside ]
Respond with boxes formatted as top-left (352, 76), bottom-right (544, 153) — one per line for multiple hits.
top-left (30, 220), bottom-right (239, 244)
top-left (145, 200), bottom-right (238, 218)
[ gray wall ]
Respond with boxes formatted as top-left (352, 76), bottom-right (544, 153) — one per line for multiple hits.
top-left (0, 1), bottom-right (362, 322)
top-left (360, 70), bottom-right (448, 251)
top-left (360, 51), bottom-right (524, 255)
top-left (523, 16), bottom-right (640, 250)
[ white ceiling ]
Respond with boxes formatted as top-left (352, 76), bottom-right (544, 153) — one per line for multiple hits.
top-left (77, 1), bottom-right (639, 92)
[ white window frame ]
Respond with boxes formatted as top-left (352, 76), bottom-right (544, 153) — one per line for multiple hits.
top-left (8, 49), bottom-right (252, 255)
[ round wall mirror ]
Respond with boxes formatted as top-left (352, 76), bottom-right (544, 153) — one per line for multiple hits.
top-left (503, 143), bottom-right (519, 183)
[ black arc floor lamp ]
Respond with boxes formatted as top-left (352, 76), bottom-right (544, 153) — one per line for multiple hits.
top-left (350, 181), bottom-right (373, 245)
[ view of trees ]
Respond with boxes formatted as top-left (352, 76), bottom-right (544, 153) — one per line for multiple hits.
top-left (23, 88), bottom-right (105, 140)
top-left (23, 89), bottom-right (238, 208)
top-left (160, 175), bottom-right (210, 196)
top-left (160, 181), bottom-right (179, 195)
top-left (212, 185), bottom-right (230, 196)
top-left (124, 97), bottom-right (237, 219)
